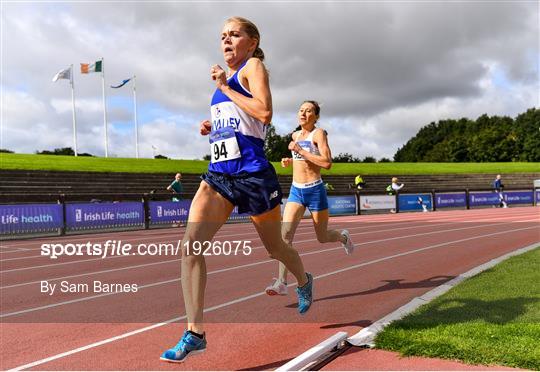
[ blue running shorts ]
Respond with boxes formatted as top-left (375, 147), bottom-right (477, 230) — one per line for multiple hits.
top-left (287, 179), bottom-right (328, 211)
top-left (201, 166), bottom-right (283, 216)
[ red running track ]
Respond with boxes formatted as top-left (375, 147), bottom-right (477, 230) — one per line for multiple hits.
top-left (1, 206), bottom-right (539, 370)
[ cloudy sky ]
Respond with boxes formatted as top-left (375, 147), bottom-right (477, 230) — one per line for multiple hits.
top-left (2, 1), bottom-right (538, 160)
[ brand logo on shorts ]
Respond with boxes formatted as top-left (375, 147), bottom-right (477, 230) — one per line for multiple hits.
top-left (269, 190), bottom-right (279, 200)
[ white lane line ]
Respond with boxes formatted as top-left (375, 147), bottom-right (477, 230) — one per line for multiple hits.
top-left (0, 220), bottom-right (323, 256)
top-left (6, 224), bottom-right (538, 371)
top-left (1, 218), bottom-right (536, 285)
top-left (3, 211), bottom-right (535, 270)
top-left (0, 218), bottom-right (453, 262)
top-left (0, 256), bottom-right (272, 318)
top-left (0, 216), bottom-right (415, 254)
top-left (0, 211), bottom-right (537, 263)
top-left (2, 207), bottom-right (535, 251)
top-left (0, 220), bottom-right (285, 250)
top-left (2, 224), bottom-right (537, 318)
top-left (0, 259), bottom-right (179, 289)
top-left (335, 208), bottom-right (538, 223)
top-left (4, 215), bottom-right (536, 274)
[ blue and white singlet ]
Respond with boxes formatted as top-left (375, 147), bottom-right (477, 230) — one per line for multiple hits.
top-left (208, 60), bottom-right (269, 175)
top-left (291, 128), bottom-right (321, 161)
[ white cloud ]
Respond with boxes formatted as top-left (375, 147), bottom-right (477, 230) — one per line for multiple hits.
top-left (50, 98), bottom-right (102, 114)
top-left (2, 2), bottom-right (538, 159)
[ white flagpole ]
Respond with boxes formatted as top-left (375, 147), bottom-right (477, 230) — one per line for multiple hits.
top-left (133, 75), bottom-right (139, 159)
top-left (70, 64), bottom-right (78, 156)
top-left (101, 57), bottom-right (109, 157)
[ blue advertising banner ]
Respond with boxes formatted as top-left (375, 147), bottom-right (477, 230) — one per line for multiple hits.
top-left (399, 194), bottom-right (433, 211)
top-left (435, 192), bottom-right (467, 208)
top-left (469, 192), bottom-right (500, 206)
top-left (504, 191), bottom-right (533, 205)
top-left (228, 205), bottom-right (250, 222)
top-left (536, 190), bottom-right (540, 205)
top-left (328, 195), bottom-right (357, 216)
top-left (66, 202), bottom-right (144, 230)
top-left (0, 203), bottom-right (63, 235)
top-left (149, 200), bottom-right (191, 224)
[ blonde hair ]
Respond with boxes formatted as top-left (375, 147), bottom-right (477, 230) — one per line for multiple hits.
top-left (225, 16), bottom-right (264, 61)
top-left (392, 177), bottom-right (398, 183)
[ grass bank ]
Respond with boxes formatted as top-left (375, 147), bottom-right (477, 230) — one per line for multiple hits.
top-left (375, 247), bottom-right (540, 370)
top-left (1, 153), bottom-right (538, 175)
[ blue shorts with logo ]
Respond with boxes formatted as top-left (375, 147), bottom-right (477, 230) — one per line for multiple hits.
top-left (288, 180), bottom-right (328, 211)
top-left (201, 165), bottom-right (283, 216)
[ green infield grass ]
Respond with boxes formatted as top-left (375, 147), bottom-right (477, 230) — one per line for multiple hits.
top-left (1, 153), bottom-right (539, 175)
top-left (375, 247), bottom-right (540, 370)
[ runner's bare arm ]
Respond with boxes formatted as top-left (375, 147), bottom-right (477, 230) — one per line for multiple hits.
top-left (212, 58), bottom-right (272, 124)
top-left (291, 130), bottom-right (332, 169)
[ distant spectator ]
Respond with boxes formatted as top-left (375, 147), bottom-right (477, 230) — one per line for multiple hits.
top-left (387, 177), bottom-right (404, 213)
top-left (492, 174), bottom-right (508, 208)
top-left (354, 175), bottom-right (366, 190)
top-left (386, 177), bottom-right (404, 195)
top-left (167, 173), bottom-right (183, 202)
top-left (324, 182), bottom-right (335, 191)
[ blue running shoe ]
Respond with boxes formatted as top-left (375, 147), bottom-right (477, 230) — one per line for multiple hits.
top-left (160, 330), bottom-right (206, 363)
top-left (296, 272), bottom-right (313, 314)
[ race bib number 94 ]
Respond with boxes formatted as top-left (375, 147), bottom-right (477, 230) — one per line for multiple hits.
top-left (210, 127), bottom-right (241, 163)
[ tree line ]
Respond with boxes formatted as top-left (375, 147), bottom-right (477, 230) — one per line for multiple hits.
top-left (263, 125), bottom-right (391, 163)
top-left (5, 107), bottom-right (537, 162)
top-left (394, 108), bottom-right (539, 162)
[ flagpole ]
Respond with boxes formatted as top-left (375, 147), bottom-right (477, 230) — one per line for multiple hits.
top-left (70, 64), bottom-right (78, 156)
top-left (101, 57), bottom-right (109, 157)
top-left (133, 75), bottom-right (139, 159)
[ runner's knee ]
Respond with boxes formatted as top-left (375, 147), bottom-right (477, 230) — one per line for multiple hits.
top-left (282, 230), bottom-right (294, 245)
top-left (267, 241), bottom-right (291, 260)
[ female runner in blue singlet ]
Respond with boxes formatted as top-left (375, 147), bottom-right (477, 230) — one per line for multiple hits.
top-left (160, 17), bottom-right (313, 363)
top-left (265, 101), bottom-right (355, 296)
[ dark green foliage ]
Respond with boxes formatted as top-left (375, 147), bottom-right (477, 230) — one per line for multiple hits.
top-left (154, 154), bottom-right (168, 159)
top-left (0, 149), bottom-right (14, 153)
top-left (37, 147), bottom-right (75, 156)
top-left (333, 153), bottom-right (361, 163)
top-left (264, 125), bottom-right (292, 161)
top-left (394, 108), bottom-right (539, 162)
top-left (36, 147), bottom-right (93, 156)
top-left (362, 156), bottom-right (377, 163)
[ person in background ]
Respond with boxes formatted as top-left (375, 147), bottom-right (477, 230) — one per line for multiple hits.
top-left (493, 174), bottom-right (508, 208)
top-left (387, 177), bottom-right (404, 213)
top-left (167, 173), bottom-right (183, 202)
top-left (354, 175), bottom-right (366, 190)
top-left (265, 100), bottom-right (354, 297)
top-left (386, 177), bottom-right (404, 195)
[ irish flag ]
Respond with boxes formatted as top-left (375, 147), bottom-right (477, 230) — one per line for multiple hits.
top-left (80, 60), bottom-right (102, 74)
